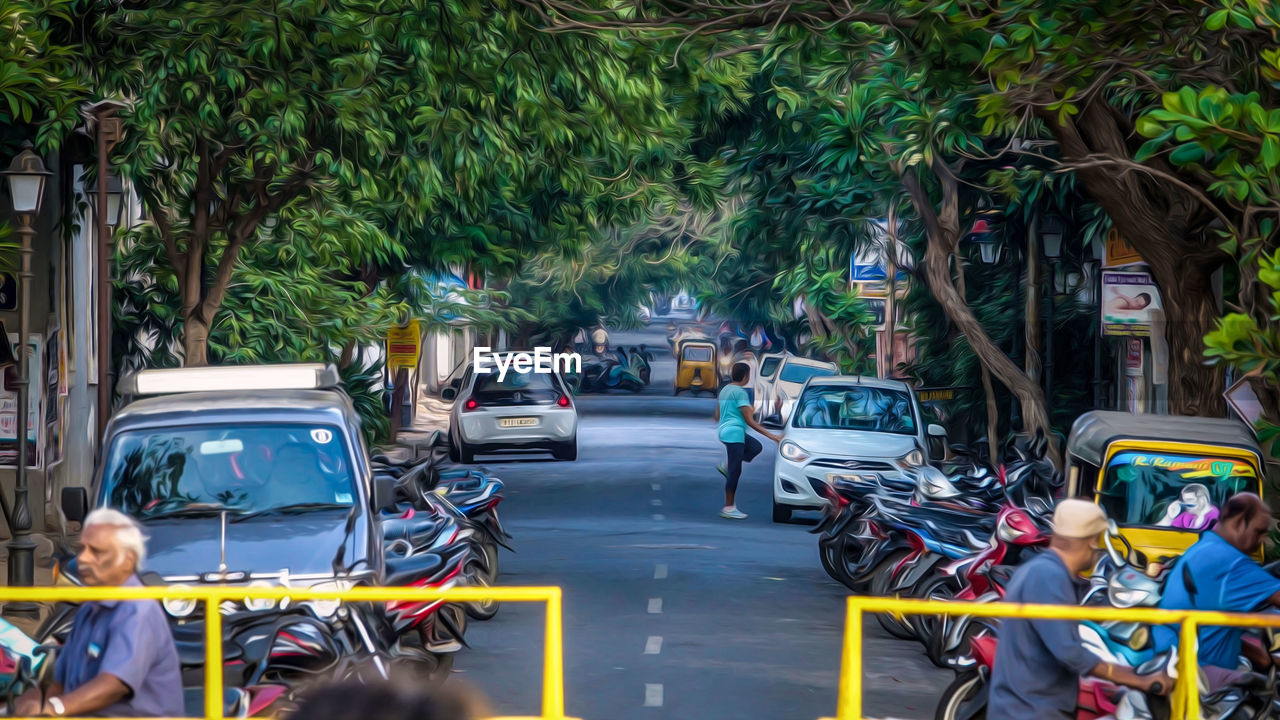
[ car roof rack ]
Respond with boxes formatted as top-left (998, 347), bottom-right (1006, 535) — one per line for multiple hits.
top-left (117, 363), bottom-right (343, 397)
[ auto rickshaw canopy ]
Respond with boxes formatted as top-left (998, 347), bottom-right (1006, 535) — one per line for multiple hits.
top-left (1067, 411), bottom-right (1262, 467)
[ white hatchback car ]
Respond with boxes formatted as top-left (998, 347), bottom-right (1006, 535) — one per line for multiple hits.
top-left (444, 357), bottom-right (579, 462)
top-left (772, 376), bottom-right (946, 522)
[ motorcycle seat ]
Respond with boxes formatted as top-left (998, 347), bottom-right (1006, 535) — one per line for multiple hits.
top-left (382, 515), bottom-right (448, 542)
top-left (385, 553), bottom-right (446, 586)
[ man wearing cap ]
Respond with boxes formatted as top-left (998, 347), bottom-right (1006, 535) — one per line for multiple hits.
top-left (988, 499), bottom-right (1170, 720)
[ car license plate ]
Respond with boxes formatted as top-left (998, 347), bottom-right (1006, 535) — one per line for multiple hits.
top-left (499, 417), bottom-right (538, 428)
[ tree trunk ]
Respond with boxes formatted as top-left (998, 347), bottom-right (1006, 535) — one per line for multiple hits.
top-left (183, 316), bottom-right (211, 367)
top-left (1040, 102), bottom-right (1228, 416)
top-left (898, 160), bottom-right (1061, 465)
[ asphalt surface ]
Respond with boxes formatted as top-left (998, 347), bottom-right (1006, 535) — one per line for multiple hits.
top-left (450, 318), bottom-right (951, 720)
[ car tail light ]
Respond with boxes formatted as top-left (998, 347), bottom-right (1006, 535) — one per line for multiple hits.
top-left (463, 398), bottom-right (478, 411)
top-left (557, 395), bottom-right (570, 407)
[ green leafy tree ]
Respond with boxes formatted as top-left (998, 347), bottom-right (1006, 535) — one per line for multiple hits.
top-left (91, 0), bottom-right (751, 366)
top-left (533, 0), bottom-right (1280, 423)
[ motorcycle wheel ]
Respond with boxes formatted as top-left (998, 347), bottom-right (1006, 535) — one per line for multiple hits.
top-left (463, 560), bottom-right (500, 621)
top-left (935, 672), bottom-right (987, 720)
top-left (870, 551), bottom-right (918, 640)
top-left (819, 538), bottom-right (841, 581)
top-left (480, 539), bottom-right (500, 583)
top-left (912, 575), bottom-right (962, 650)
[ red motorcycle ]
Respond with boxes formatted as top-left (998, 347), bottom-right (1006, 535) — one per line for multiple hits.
top-left (912, 504), bottom-right (1050, 668)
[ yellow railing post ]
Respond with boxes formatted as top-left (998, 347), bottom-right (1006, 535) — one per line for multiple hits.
top-left (542, 587), bottom-right (565, 720)
top-left (835, 598), bottom-right (863, 720)
top-left (1178, 619), bottom-right (1199, 720)
top-left (818, 597), bottom-right (1280, 720)
top-left (204, 596), bottom-right (224, 720)
top-left (0, 584), bottom-right (576, 720)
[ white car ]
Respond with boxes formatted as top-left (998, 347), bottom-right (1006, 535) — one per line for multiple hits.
top-left (444, 355), bottom-right (578, 462)
top-left (772, 376), bottom-right (947, 522)
top-left (762, 354), bottom-right (839, 427)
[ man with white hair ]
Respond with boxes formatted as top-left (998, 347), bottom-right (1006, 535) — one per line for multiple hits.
top-left (14, 508), bottom-right (182, 717)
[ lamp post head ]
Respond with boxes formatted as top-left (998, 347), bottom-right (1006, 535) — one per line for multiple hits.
top-left (966, 217), bottom-right (1002, 265)
top-left (2, 141), bottom-right (53, 215)
top-left (1040, 214), bottom-right (1066, 259)
top-left (87, 173), bottom-right (125, 227)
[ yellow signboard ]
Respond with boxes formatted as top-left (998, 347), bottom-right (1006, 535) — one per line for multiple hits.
top-left (386, 320), bottom-right (422, 370)
top-left (1104, 228), bottom-right (1143, 268)
top-left (917, 388), bottom-right (958, 403)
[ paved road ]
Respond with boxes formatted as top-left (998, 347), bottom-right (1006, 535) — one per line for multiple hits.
top-left (451, 320), bottom-right (950, 720)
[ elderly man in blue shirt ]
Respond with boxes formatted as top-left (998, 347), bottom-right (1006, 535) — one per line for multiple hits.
top-left (1153, 492), bottom-right (1280, 689)
top-left (988, 499), bottom-right (1170, 720)
top-left (15, 508), bottom-right (182, 718)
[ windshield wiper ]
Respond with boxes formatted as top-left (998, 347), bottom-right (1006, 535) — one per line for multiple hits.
top-left (229, 502), bottom-right (351, 523)
top-left (143, 503), bottom-right (245, 520)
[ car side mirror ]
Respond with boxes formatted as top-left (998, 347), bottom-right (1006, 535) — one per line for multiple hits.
top-left (373, 476), bottom-right (398, 512)
top-left (61, 487), bottom-right (88, 524)
top-left (441, 387), bottom-right (457, 401)
top-left (927, 423), bottom-right (948, 438)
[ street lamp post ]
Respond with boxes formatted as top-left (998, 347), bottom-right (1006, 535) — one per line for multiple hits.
top-left (1039, 214), bottom-right (1065, 416)
top-left (2, 141), bottom-right (52, 608)
top-left (87, 101), bottom-right (124, 443)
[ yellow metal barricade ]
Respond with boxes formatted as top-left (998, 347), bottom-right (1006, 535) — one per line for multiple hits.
top-left (0, 585), bottom-right (578, 720)
top-left (819, 596), bottom-right (1280, 720)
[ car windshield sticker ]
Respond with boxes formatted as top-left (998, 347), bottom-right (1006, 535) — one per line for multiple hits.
top-left (334, 493), bottom-right (352, 503)
top-left (311, 428), bottom-right (334, 444)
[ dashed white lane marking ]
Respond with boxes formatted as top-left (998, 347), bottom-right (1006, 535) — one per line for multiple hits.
top-left (652, 513), bottom-right (665, 521)
top-left (651, 498), bottom-right (662, 507)
top-left (644, 635), bottom-right (663, 654)
top-left (648, 598), bottom-right (662, 614)
top-left (644, 683), bottom-right (663, 707)
top-left (651, 483), bottom-right (661, 491)
top-left (654, 563), bottom-right (668, 579)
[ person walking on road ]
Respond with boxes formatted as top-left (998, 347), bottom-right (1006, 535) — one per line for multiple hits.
top-left (714, 362), bottom-right (781, 519)
top-left (987, 500), bottom-right (1170, 720)
top-left (14, 509), bottom-right (182, 718)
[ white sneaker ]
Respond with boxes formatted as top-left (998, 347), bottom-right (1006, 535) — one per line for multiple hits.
top-left (719, 507), bottom-right (747, 519)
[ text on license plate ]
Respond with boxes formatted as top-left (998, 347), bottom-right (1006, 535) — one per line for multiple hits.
top-left (499, 417), bottom-right (538, 428)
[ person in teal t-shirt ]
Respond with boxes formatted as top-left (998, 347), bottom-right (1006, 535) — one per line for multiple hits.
top-left (714, 362), bottom-right (782, 519)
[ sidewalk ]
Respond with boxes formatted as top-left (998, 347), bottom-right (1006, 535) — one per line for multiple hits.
top-left (381, 391), bottom-right (452, 463)
top-left (0, 530), bottom-right (64, 635)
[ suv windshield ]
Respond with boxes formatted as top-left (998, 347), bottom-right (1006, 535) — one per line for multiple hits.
top-left (779, 363), bottom-right (835, 384)
top-left (102, 424), bottom-right (356, 519)
top-left (1099, 450), bottom-right (1257, 528)
top-left (473, 370), bottom-right (560, 405)
top-left (791, 385), bottom-right (917, 435)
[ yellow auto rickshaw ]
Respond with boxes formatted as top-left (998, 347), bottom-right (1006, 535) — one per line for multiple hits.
top-left (1065, 410), bottom-right (1266, 560)
top-left (674, 339), bottom-right (718, 396)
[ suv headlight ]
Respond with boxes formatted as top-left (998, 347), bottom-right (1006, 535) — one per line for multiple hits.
top-left (305, 580), bottom-right (353, 619)
top-left (163, 585), bottom-right (197, 618)
top-left (780, 441), bottom-right (809, 463)
top-left (898, 449), bottom-right (925, 468)
top-left (243, 580), bottom-right (278, 612)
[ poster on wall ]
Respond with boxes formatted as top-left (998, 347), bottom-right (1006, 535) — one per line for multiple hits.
top-left (0, 334), bottom-right (44, 468)
top-left (1102, 271), bottom-right (1163, 337)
